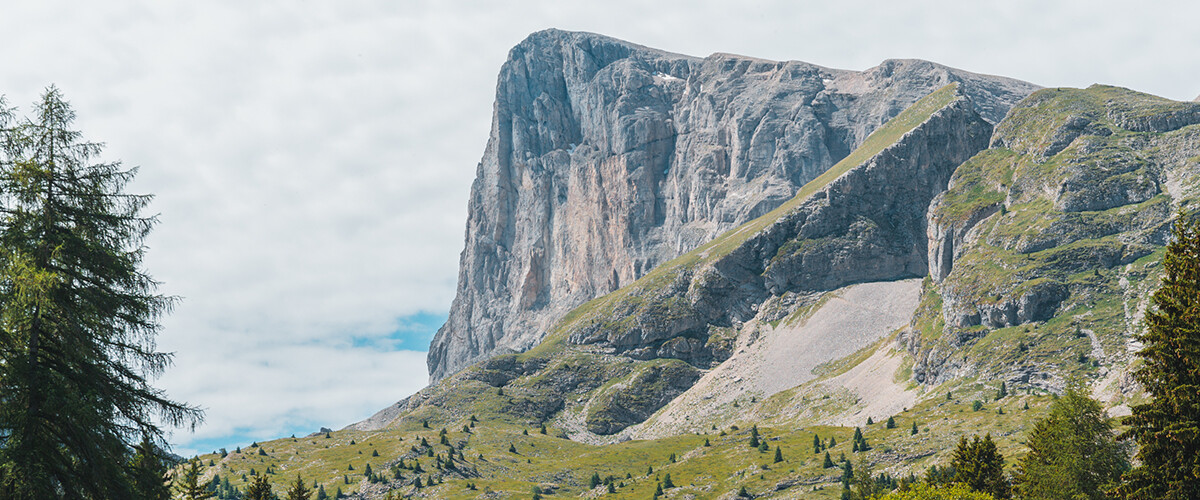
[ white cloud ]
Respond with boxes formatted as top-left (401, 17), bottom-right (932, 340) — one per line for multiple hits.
top-left (0, 0), bottom-right (1196, 455)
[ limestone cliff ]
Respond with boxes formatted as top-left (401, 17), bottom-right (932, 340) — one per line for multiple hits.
top-left (428, 29), bottom-right (1037, 380)
top-left (912, 85), bottom-right (1200, 392)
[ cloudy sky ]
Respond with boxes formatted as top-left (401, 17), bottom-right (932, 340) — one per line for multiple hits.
top-left (1, 0), bottom-right (1196, 457)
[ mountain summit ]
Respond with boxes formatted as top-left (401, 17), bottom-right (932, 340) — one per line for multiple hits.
top-left (427, 29), bottom-right (1038, 381)
top-left (187, 31), bottom-right (1200, 499)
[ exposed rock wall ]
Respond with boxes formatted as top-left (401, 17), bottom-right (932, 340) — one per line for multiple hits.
top-left (913, 85), bottom-right (1200, 387)
top-left (565, 87), bottom-right (993, 369)
top-left (428, 29), bottom-right (1037, 381)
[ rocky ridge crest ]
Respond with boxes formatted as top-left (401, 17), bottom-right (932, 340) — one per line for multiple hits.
top-left (428, 29), bottom-right (1037, 381)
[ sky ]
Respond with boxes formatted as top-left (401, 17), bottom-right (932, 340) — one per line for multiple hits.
top-left (0, 0), bottom-right (1196, 457)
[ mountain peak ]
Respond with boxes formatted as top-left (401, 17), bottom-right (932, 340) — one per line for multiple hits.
top-left (426, 31), bottom-right (1039, 382)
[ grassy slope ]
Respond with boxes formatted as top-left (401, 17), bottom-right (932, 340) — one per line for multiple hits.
top-left (190, 385), bottom-right (1056, 499)
top-left (182, 85), bottom-right (1200, 498)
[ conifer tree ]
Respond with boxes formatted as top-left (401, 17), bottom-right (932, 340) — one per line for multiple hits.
top-left (0, 87), bottom-right (202, 499)
top-left (589, 472), bottom-right (601, 489)
top-left (824, 452), bottom-right (835, 468)
top-left (129, 435), bottom-right (171, 500)
top-left (911, 422), bottom-right (919, 435)
top-left (285, 474), bottom-right (312, 500)
top-left (886, 416), bottom-right (896, 429)
top-left (774, 446), bottom-right (783, 463)
top-left (315, 484), bottom-right (328, 500)
top-left (1014, 378), bottom-right (1127, 499)
top-left (813, 434), bottom-right (822, 453)
top-left (175, 458), bottom-right (213, 499)
top-left (244, 475), bottom-right (276, 500)
top-left (996, 381), bottom-right (1008, 400)
top-left (951, 434), bottom-right (1008, 498)
top-left (663, 473), bottom-right (674, 488)
top-left (1116, 211), bottom-right (1200, 499)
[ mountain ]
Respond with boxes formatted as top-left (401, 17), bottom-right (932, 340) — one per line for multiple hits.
top-left (428, 29), bottom-right (1038, 381)
top-left (186, 33), bottom-right (1200, 499)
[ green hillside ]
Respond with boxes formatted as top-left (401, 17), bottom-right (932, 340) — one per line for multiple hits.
top-left (178, 84), bottom-right (1200, 499)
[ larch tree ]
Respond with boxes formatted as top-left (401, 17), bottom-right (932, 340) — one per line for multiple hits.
top-left (1013, 378), bottom-right (1127, 499)
top-left (0, 87), bottom-right (201, 498)
top-left (1116, 212), bottom-right (1200, 499)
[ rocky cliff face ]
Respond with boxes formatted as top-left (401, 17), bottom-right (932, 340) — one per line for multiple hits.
top-left (357, 81), bottom-right (992, 435)
top-left (912, 85), bottom-right (1200, 389)
top-left (428, 29), bottom-right (1037, 380)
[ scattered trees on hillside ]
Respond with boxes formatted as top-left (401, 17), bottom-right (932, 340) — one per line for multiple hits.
top-left (1116, 211), bottom-right (1200, 498)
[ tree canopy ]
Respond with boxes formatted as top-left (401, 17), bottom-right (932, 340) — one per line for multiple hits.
top-left (1117, 211), bottom-right (1200, 499)
top-left (1014, 378), bottom-right (1127, 499)
top-left (0, 87), bottom-right (200, 497)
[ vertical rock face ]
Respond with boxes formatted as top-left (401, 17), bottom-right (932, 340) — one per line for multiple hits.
top-left (427, 29), bottom-right (1038, 381)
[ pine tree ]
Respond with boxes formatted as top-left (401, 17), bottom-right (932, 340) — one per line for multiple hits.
top-left (996, 381), bottom-right (1008, 400)
top-left (663, 473), bottom-right (675, 488)
top-left (813, 434), bottom-right (822, 453)
top-left (315, 484), bottom-right (328, 500)
top-left (824, 452), bottom-right (835, 468)
top-left (774, 446), bottom-right (783, 463)
top-left (1014, 378), bottom-right (1127, 500)
top-left (911, 422), bottom-right (919, 435)
top-left (851, 427), bottom-right (869, 452)
top-left (285, 474), bottom-right (312, 500)
top-left (244, 475), bottom-right (276, 500)
top-left (951, 434), bottom-right (1009, 498)
top-left (129, 435), bottom-right (171, 500)
top-left (0, 87), bottom-right (202, 499)
top-left (886, 416), bottom-right (896, 429)
top-left (1116, 211), bottom-right (1200, 499)
top-left (589, 472), bottom-right (601, 489)
top-left (175, 459), bottom-right (213, 499)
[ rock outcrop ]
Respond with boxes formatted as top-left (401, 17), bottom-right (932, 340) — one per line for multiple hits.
top-left (913, 85), bottom-right (1200, 386)
top-left (564, 84), bottom-right (992, 368)
top-left (428, 29), bottom-right (1037, 381)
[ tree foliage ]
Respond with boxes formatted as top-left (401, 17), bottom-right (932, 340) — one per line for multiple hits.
top-left (245, 475), bottom-right (277, 500)
top-left (879, 483), bottom-right (993, 500)
top-left (951, 434), bottom-right (1008, 498)
top-left (174, 459), bottom-right (213, 500)
top-left (1014, 378), bottom-right (1127, 499)
top-left (285, 474), bottom-right (312, 500)
top-left (129, 434), bottom-right (171, 500)
top-left (1116, 212), bottom-right (1200, 499)
top-left (0, 87), bottom-right (201, 498)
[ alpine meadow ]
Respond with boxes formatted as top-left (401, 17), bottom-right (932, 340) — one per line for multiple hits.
top-left (2, 15), bottom-right (1199, 500)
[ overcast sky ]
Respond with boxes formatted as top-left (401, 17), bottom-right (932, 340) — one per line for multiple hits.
top-left (1, 0), bottom-right (1196, 457)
